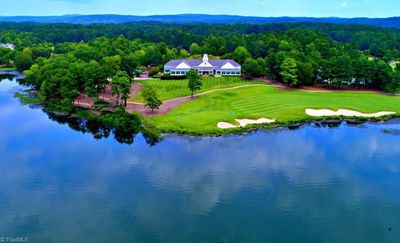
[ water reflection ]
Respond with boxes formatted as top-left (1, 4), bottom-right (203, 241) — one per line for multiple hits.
top-left (1, 77), bottom-right (160, 146)
top-left (1, 78), bottom-right (400, 242)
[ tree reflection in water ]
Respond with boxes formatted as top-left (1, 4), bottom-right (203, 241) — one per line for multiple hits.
top-left (45, 111), bottom-right (161, 146)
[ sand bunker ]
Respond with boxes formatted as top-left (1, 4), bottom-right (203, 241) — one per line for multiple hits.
top-left (217, 122), bottom-right (238, 129)
top-left (306, 109), bottom-right (396, 118)
top-left (218, 118), bottom-right (276, 129)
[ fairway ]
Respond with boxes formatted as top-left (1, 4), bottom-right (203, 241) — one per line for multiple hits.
top-left (129, 77), bottom-right (263, 102)
top-left (152, 85), bottom-right (400, 133)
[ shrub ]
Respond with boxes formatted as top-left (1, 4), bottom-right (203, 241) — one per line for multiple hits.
top-left (161, 74), bottom-right (186, 80)
top-left (152, 73), bottom-right (162, 79)
top-left (148, 66), bottom-right (160, 77)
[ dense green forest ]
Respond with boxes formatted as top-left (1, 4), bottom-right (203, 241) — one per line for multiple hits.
top-left (1, 21), bottom-right (400, 108)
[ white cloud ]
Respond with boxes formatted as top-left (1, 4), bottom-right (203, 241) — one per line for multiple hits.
top-left (339, 1), bottom-right (349, 8)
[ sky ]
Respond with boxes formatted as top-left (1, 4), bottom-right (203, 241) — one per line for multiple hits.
top-left (0, 0), bottom-right (399, 18)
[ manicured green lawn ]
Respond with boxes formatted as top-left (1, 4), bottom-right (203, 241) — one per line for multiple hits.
top-left (152, 85), bottom-right (400, 133)
top-left (130, 77), bottom-right (263, 102)
top-left (0, 66), bottom-right (16, 71)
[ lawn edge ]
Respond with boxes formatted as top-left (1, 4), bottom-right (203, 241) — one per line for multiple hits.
top-left (154, 114), bottom-right (400, 136)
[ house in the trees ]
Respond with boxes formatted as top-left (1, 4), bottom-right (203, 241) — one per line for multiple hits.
top-left (0, 43), bottom-right (16, 50)
top-left (164, 54), bottom-right (241, 76)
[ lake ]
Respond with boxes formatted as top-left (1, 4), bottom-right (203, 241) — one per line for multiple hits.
top-left (1, 77), bottom-right (400, 243)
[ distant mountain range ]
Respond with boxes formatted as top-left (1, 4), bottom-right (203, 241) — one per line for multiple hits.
top-left (1, 14), bottom-right (400, 29)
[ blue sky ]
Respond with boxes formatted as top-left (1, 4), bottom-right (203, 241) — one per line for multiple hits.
top-left (0, 0), bottom-right (399, 18)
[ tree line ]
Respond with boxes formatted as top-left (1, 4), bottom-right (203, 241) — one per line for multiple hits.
top-left (1, 21), bottom-right (400, 102)
top-left (14, 36), bottom-right (187, 111)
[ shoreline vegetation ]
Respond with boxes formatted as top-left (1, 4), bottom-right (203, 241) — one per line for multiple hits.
top-left (0, 66), bottom-right (16, 71)
top-left (12, 87), bottom-right (400, 137)
top-left (147, 81), bottom-right (400, 135)
top-left (2, 21), bottom-right (400, 137)
top-left (158, 116), bottom-right (400, 136)
top-left (6, 76), bottom-right (400, 140)
top-left (11, 86), bottom-right (162, 145)
top-left (11, 77), bottom-right (400, 136)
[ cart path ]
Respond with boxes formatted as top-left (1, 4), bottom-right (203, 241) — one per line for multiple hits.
top-left (126, 84), bottom-right (267, 116)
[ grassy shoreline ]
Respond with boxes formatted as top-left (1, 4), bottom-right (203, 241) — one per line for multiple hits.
top-left (150, 82), bottom-right (400, 135)
top-left (0, 67), bottom-right (17, 71)
top-left (14, 77), bottom-right (400, 137)
top-left (154, 114), bottom-right (399, 136)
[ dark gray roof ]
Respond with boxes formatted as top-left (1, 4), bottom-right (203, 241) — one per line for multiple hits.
top-left (164, 59), bottom-right (241, 69)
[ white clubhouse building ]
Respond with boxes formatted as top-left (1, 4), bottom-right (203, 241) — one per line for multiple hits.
top-left (164, 54), bottom-right (241, 76)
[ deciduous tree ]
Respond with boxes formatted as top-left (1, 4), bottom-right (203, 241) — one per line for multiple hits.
top-left (15, 48), bottom-right (33, 71)
top-left (143, 86), bottom-right (162, 111)
top-left (242, 58), bottom-right (266, 79)
top-left (84, 60), bottom-right (107, 99)
top-left (189, 43), bottom-right (202, 55)
top-left (187, 69), bottom-right (202, 98)
top-left (232, 46), bottom-right (251, 64)
top-left (385, 64), bottom-right (400, 94)
top-left (280, 58), bottom-right (299, 86)
top-left (111, 71), bottom-right (131, 106)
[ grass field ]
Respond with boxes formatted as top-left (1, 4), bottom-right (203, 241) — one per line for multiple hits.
top-left (129, 77), bottom-right (263, 102)
top-left (0, 66), bottom-right (16, 71)
top-left (152, 85), bottom-right (400, 134)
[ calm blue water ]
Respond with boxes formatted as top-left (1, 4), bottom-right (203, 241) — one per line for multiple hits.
top-left (1, 77), bottom-right (400, 243)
